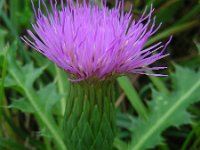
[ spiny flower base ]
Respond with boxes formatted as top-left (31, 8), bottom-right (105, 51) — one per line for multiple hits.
top-left (63, 81), bottom-right (116, 150)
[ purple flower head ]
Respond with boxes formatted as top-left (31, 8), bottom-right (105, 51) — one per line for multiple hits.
top-left (22, 0), bottom-right (172, 81)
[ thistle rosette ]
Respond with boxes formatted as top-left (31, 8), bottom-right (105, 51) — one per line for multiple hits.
top-left (22, 0), bottom-right (171, 150)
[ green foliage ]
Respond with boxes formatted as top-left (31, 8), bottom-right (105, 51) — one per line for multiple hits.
top-left (0, 137), bottom-right (29, 150)
top-left (9, 98), bottom-right (34, 113)
top-left (9, 83), bottom-right (61, 115)
top-left (3, 44), bottom-right (67, 150)
top-left (156, 0), bottom-right (182, 23)
top-left (117, 76), bottom-right (148, 119)
top-left (130, 66), bottom-right (200, 150)
top-left (0, 0), bottom-right (200, 150)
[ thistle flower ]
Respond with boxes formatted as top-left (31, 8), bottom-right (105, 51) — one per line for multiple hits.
top-left (22, 0), bottom-right (171, 82)
top-left (22, 1), bottom-right (172, 150)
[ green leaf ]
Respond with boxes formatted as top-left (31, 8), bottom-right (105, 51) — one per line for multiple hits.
top-left (4, 75), bottom-right (17, 87)
top-left (37, 83), bottom-right (61, 115)
top-left (130, 66), bottom-right (200, 150)
top-left (23, 63), bottom-right (46, 88)
top-left (7, 48), bottom-right (67, 150)
top-left (4, 62), bottom-right (45, 89)
top-left (9, 83), bottom-right (60, 116)
top-left (9, 98), bottom-right (34, 113)
top-left (114, 138), bottom-right (128, 150)
top-left (147, 72), bottom-right (169, 94)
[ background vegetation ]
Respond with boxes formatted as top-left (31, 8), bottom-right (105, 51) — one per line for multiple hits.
top-left (0, 0), bottom-right (200, 150)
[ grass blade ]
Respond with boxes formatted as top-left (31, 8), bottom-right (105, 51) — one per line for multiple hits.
top-left (117, 76), bottom-right (148, 119)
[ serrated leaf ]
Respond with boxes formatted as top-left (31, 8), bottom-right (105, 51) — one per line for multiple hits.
top-left (7, 52), bottom-right (45, 89)
top-left (7, 47), bottom-right (66, 150)
top-left (130, 66), bottom-right (200, 150)
top-left (37, 83), bottom-right (61, 115)
top-left (114, 138), bottom-right (128, 150)
top-left (4, 75), bottom-right (17, 87)
top-left (9, 98), bottom-right (34, 113)
top-left (38, 128), bottom-right (52, 138)
top-left (9, 83), bottom-right (60, 116)
top-left (23, 63), bottom-right (46, 88)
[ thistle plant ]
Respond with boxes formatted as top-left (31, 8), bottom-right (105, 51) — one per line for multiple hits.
top-left (22, 0), bottom-right (171, 149)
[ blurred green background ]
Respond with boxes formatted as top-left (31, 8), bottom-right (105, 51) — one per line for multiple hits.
top-left (0, 0), bottom-right (200, 150)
